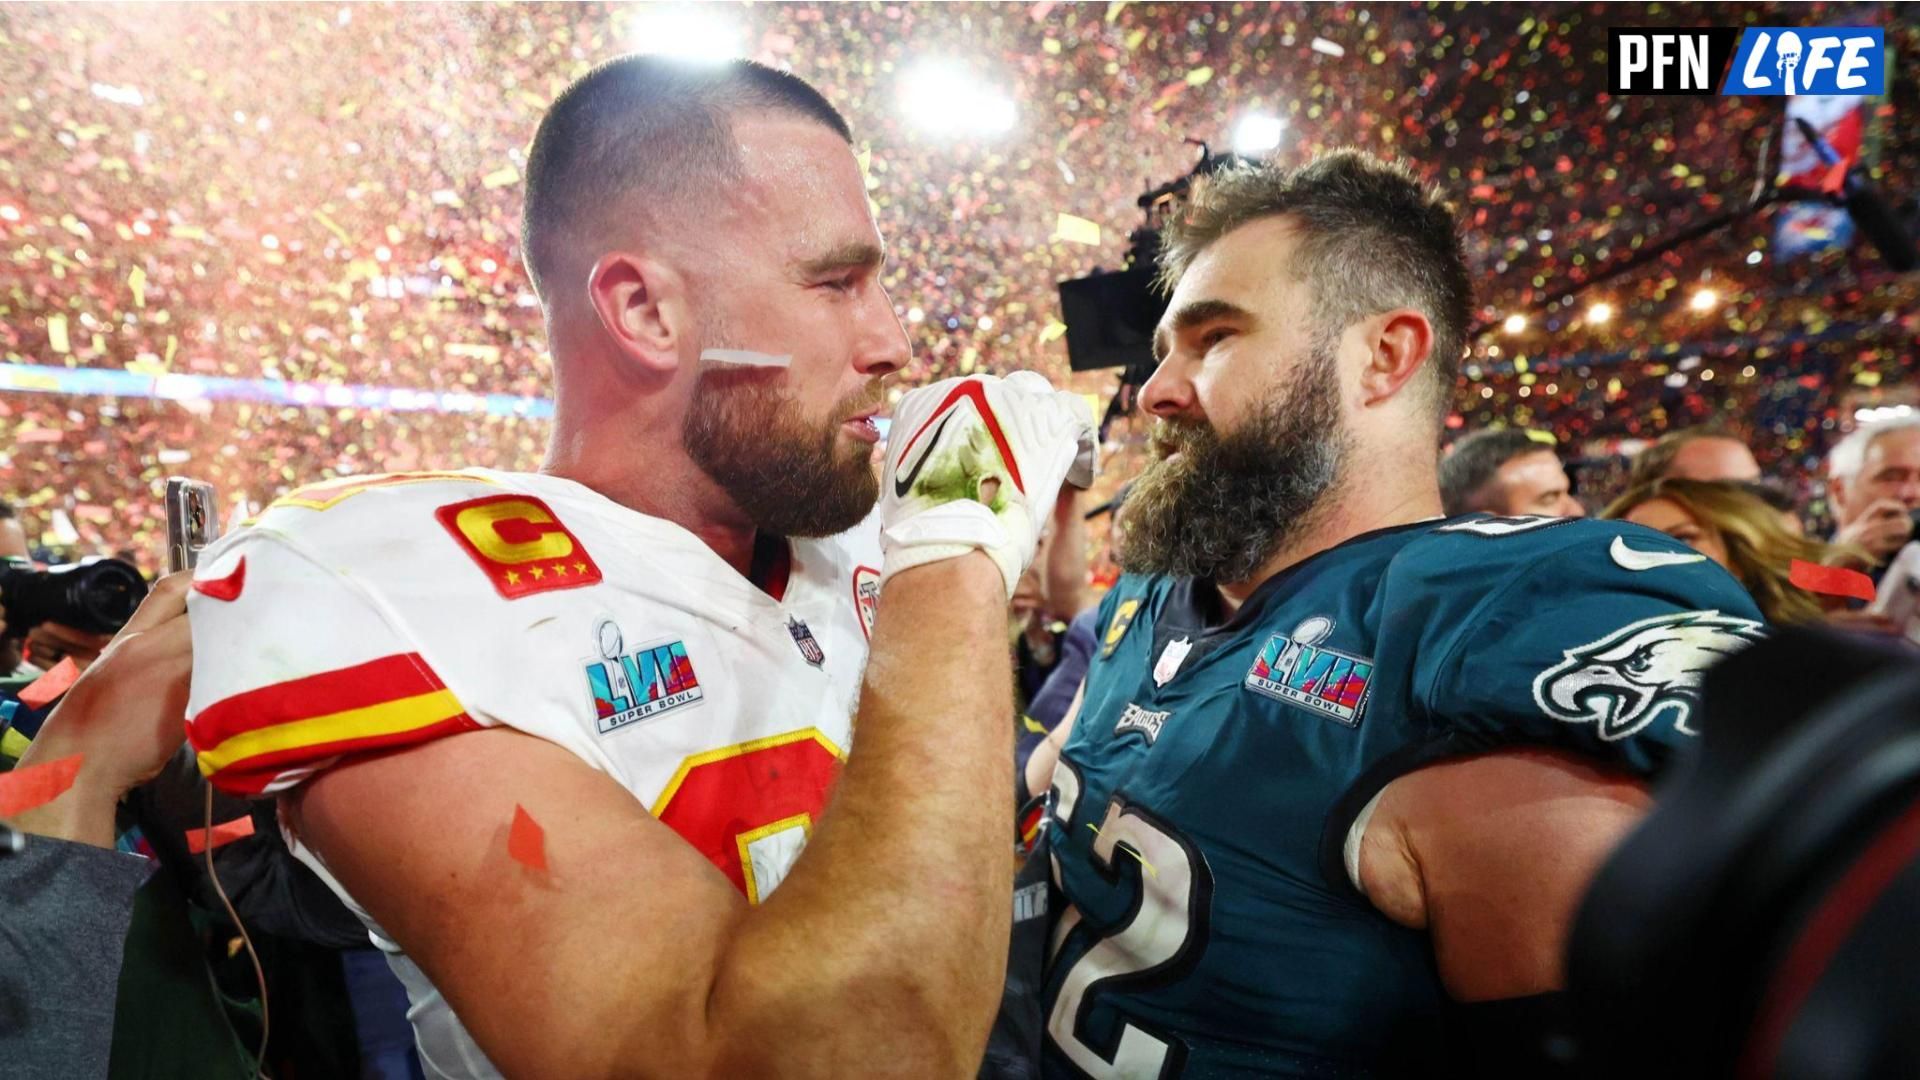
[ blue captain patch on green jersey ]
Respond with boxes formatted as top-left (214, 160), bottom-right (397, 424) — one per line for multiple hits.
top-left (1041, 514), bottom-right (1765, 1078)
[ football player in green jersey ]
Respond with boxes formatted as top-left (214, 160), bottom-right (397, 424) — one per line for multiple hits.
top-left (1027, 150), bottom-right (1766, 1078)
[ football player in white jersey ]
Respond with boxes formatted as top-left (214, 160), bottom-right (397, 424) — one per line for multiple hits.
top-left (184, 57), bottom-right (1094, 1079)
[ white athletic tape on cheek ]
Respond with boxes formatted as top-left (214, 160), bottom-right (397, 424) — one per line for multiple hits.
top-left (699, 349), bottom-right (792, 368)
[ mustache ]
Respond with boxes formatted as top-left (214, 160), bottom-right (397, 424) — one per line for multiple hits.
top-left (841, 380), bottom-right (889, 421)
top-left (1149, 419), bottom-right (1211, 459)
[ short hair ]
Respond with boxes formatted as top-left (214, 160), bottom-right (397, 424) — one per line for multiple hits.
top-left (1157, 149), bottom-right (1473, 418)
top-left (1628, 427), bottom-right (1744, 486)
top-left (1439, 428), bottom-right (1556, 515)
top-left (1827, 415), bottom-right (1920, 481)
top-left (521, 55), bottom-right (852, 301)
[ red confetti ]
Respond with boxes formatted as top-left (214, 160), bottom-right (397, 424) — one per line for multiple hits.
top-left (0, 753), bottom-right (84, 818)
top-left (185, 814), bottom-right (257, 854)
top-left (1790, 560), bottom-right (1876, 603)
top-left (18, 657), bottom-right (81, 709)
top-left (508, 804), bottom-right (547, 871)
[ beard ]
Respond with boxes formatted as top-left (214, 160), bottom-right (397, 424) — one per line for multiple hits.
top-left (1118, 339), bottom-right (1349, 585)
top-left (682, 365), bottom-right (883, 538)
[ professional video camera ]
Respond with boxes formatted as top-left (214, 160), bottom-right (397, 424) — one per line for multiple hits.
top-left (0, 556), bottom-right (150, 636)
top-left (1056, 140), bottom-right (1253, 378)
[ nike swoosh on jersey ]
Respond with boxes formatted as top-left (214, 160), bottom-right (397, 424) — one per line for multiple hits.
top-left (893, 413), bottom-right (954, 498)
top-left (1610, 535), bottom-right (1708, 571)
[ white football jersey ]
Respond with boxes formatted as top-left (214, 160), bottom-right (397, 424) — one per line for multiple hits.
top-left (185, 468), bottom-right (882, 1079)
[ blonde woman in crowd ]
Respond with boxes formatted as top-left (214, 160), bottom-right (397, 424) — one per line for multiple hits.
top-left (1603, 478), bottom-right (1867, 626)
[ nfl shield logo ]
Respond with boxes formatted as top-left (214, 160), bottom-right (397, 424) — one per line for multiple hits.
top-left (788, 617), bottom-right (826, 667)
top-left (853, 566), bottom-right (881, 641)
top-left (1154, 636), bottom-right (1192, 687)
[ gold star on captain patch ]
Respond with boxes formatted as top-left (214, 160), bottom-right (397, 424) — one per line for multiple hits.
top-left (551, 562), bottom-right (568, 576)
top-left (529, 565), bottom-right (545, 580)
top-left (575, 561), bottom-right (588, 574)
top-left (505, 570), bottom-right (521, 586)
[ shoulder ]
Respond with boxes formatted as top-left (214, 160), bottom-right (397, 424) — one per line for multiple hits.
top-left (1395, 515), bottom-right (1757, 610)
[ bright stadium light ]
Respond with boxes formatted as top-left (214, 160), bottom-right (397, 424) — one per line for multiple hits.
top-left (626, 6), bottom-right (744, 63)
top-left (1502, 313), bottom-right (1528, 334)
top-left (899, 59), bottom-right (1017, 137)
top-left (1232, 114), bottom-right (1286, 156)
top-left (1689, 288), bottom-right (1719, 312)
top-left (1587, 301), bottom-right (1614, 325)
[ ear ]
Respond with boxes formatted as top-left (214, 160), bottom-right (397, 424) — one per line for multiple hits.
top-left (1356, 309), bottom-right (1436, 409)
top-left (585, 252), bottom-right (686, 378)
top-left (1827, 473), bottom-right (1851, 516)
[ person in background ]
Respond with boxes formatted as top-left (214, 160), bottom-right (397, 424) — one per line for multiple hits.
top-left (1603, 478), bottom-right (1866, 626)
top-left (1826, 416), bottom-right (1920, 576)
top-left (1010, 488), bottom-right (1089, 711)
top-left (1627, 427), bottom-right (1763, 486)
top-left (0, 501), bottom-right (116, 679)
top-left (1, 576), bottom-right (194, 1079)
top-left (1438, 427), bottom-right (1586, 518)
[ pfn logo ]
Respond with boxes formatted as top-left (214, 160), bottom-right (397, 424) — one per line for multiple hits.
top-left (1725, 28), bottom-right (1884, 96)
top-left (1608, 27), bottom-right (1885, 96)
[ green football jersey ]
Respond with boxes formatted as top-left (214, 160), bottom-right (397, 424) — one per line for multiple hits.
top-left (1041, 514), bottom-right (1767, 1078)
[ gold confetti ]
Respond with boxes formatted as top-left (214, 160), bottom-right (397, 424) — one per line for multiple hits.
top-left (46, 314), bottom-right (69, 354)
top-left (128, 266), bottom-right (146, 308)
top-left (1052, 212), bottom-right (1101, 246)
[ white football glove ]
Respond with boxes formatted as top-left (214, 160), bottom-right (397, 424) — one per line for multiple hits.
top-left (879, 372), bottom-right (1098, 596)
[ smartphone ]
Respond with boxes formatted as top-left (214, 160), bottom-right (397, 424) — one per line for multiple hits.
top-left (1869, 541), bottom-right (1920, 646)
top-left (165, 477), bottom-right (220, 574)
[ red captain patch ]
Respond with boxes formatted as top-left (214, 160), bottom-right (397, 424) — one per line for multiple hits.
top-left (435, 494), bottom-right (603, 600)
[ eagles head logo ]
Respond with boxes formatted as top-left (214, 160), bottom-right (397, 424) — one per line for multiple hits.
top-left (1532, 611), bottom-right (1766, 741)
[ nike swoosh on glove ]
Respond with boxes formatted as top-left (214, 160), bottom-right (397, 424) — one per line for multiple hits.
top-left (878, 372), bottom-right (1097, 597)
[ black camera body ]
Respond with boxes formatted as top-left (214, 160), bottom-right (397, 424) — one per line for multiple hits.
top-left (0, 557), bottom-right (150, 636)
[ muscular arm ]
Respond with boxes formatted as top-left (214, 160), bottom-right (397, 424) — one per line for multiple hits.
top-left (1355, 749), bottom-right (1652, 1002)
top-left (288, 555), bottom-right (1014, 1079)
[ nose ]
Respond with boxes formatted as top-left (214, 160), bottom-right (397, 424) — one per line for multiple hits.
top-left (1138, 356), bottom-right (1198, 421)
top-left (853, 286), bottom-right (909, 379)
top-left (1559, 493), bottom-right (1588, 518)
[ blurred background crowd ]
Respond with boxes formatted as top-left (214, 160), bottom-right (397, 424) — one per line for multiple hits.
top-left (1, 3), bottom-right (1918, 1077)
top-left (0, 2), bottom-right (1914, 573)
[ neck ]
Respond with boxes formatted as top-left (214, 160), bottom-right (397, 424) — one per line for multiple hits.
top-left (543, 393), bottom-right (761, 579)
top-left (1214, 445), bottom-right (1443, 613)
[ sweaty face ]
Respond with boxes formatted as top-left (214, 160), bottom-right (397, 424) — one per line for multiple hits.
top-left (678, 116), bottom-right (906, 537)
top-left (1119, 334), bottom-right (1349, 584)
top-left (1491, 450), bottom-right (1585, 518)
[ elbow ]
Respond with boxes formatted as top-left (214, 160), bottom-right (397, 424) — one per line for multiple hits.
top-left (701, 964), bottom-right (994, 1079)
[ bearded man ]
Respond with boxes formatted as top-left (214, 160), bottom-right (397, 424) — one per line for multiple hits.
top-left (183, 56), bottom-right (1094, 1079)
top-left (1022, 151), bottom-right (1766, 1077)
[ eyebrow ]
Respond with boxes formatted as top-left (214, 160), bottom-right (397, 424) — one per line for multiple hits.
top-left (1152, 299), bottom-right (1257, 364)
top-left (797, 241), bottom-right (886, 278)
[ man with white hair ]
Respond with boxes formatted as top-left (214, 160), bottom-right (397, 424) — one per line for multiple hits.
top-left (1827, 416), bottom-right (1920, 572)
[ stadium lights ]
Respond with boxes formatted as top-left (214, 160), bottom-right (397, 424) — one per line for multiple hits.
top-left (1688, 288), bottom-right (1719, 312)
top-left (1587, 301), bottom-right (1614, 325)
top-left (1856, 404), bottom-right (1915, 424)
top-left (1502, 313), bottom-right (1527, 334)
top-left (1232, 114), bottom-right (1287, 156)
top-left (625, 6), bottom-right (744, 63)
top-left (899, 59), bottom-right (1017, 137)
